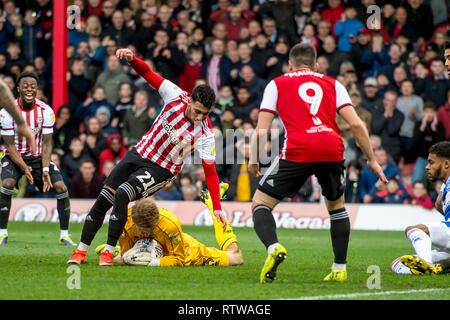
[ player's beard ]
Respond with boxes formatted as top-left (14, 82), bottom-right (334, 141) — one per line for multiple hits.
top-left (428, 166), bottom-right (442, 182)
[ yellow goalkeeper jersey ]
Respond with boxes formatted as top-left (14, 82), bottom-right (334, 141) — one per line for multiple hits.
top-left (119, 207), bottom-right (229, 267)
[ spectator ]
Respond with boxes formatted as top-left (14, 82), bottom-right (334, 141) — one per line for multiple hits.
top-left (99, 0), bottom-right (115, 30)
top-left (101, 160), bottom-right (116, 181)
top-left (405, 0), bottom-right (434, 43)
top-left (68, 57), bottom-right (92, 113)
top-left (361, 77), bottom-right (383, 114)
top-left (101, 9), bottom-right (134, 47)
top-left (122, 90), bottom-right (151, 143)
top-left (264, 35), bottom-right (290, 80)
top-left (145, 28), bottom-right (186, 84)
top-left (94, 54), bottom-right (132, 105)
top-left (0, 10), bottom-right (15, 55)
top-left (359, 147), bottom-right (404, 203)
top-left (258, 0), bottom-right (297, 45)
top-left (220, 108), bottom-right (236, 136)
top-left (216, 84), bottom-right (235, 112)
top-left (201, 38), bottom-right (232, 95)
top-left (412, 102), bottom-right (446, 183)
top-left (228, 137), bottom-right (259, 201)
top-left (181, 184), bottom-right (198, 200)
top-left (22, 9), bottom-right (46, 63)
top-left (370, 177), bottom-right (410, 204)
top-left (99, 134), bottom-right (127, 174)
top-left (75, 86), bottom-right (115, 126)
top-left (321, 0), bottom-right (344, 37)
top-left (333, 5), bottom-right (364, 53)
top-left (154, 4), bottom-right (177, 40)
top-left (294, 0), bottom-right (314, 36)
top-left (62, 137), bottom-right (87, 182)
top-left (396, 79), bottom-right (423, 164)
top-left (386, 6), bottom-right (417, 43)
top-left (337, 89), bottom-right (371, 141)
top-left (411, 181), bottom-right (434, 210)
top-left (261, 16), bottom-right (288, 46)
top-left (69, 158), bottom-right (104, 199)
top-left (51, 152), bottom-right (70, 189)
top-left (379, 42), bottom-right (409, 83)
top-left (318, 35), bottom-right (350, 78)
top-left (344, 160), bottom-right (363, 203)
top-left (299, 23), bottom-right (318, 50)
top-left (316, 55), bottom-right (329, 75)
top-left (361, 31), bottom-right (389, 78)
top-left (210, 4), bottom-right (255, 41)
top-left (437, 90), bottom-right (450, 140)
top-left (371, 90), bottom-right (405, 164)
top-left (178, 44), bottom-right (204, 93)
top-left (132, 12), bottom-right (155, 55)
top-left (415, 58), bottom-right (450, 109)
top-left (6, 41), bottom-right (26, 73)
top-left (53, 105), bottom-right (79, 156)
top-left (113, 82), bottom-right (134, 129)
top-left (155, 181), bottom-right (183, 200)
top-left (81, 116), bottom-right (108, 164)
top-left (238, 65), bottom-right (266, 106)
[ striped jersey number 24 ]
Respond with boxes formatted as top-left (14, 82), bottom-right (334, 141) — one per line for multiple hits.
top-left (298, 82), bottom-right (323, 125)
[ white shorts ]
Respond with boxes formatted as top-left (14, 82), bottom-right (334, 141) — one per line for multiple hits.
top-left (424, 222), bottom-right (450, 253)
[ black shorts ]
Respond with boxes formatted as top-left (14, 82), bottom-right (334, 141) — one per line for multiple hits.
top-left (104, 148), bottom-right (175, 199)
top-left (1, 155), bottom-right (63, 191)
top-left (258, 157), bottom-right (346, 201)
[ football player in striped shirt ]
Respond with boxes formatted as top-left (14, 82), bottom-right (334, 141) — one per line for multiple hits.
top-left (0, 72), bottom-right (74, 246)
top-left (68, 48), bottom-right (228, 266)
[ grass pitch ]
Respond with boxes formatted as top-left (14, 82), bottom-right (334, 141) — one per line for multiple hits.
top-left (0, 222), bottom-right (449, 300)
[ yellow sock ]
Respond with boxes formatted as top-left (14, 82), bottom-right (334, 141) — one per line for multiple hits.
top-left (211, 214), bottom-right (237, 250)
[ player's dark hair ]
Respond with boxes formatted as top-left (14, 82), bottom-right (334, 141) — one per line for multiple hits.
top-left (429, 141), bottom-right (450, 160)
top-left (16, 71), bottom-right (38, 86)
top-left (191, 84), bottom-right (216, 109)
top-left (445, 41), bottom-right (450, 51)
top-left (289, 43), bottom-right (317, 70)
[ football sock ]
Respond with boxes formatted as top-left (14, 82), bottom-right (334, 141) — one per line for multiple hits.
top-left (252, 205), bottom-right (278, 249)
top-left (106, 184), bottom-right (132, 247)
top-left (207, 204), bottom-right (237, 250)
top-left (60, 229), bottom-right (69, 238)
top-left (267, 242), bottom-right (280, 255)
top-left (332, 262), bottom-right (346, 271)
top-left (406, 228), bottom-right (432, 263)
top-left (77, 242), bottom-right (89, 252)
top-left (329, 208), bottom-right (350, 264)
top-left (103, 244), bottom-right (115, 253)
top-left (56, 191), bottom-right (70, 232)
top-left (80, 188), bottom-right (114, 246)
top-left (0, 228), bottom-right (8, 236)
top-left (0, 187), bottom-right (13, 230)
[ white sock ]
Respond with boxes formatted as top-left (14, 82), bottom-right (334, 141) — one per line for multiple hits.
top-left (267, 242), bottom-right (279, 254)
top-left (103, 244), bottom-right (115, 253)
top-left (60, 229), bottom-right (68, 238)
top-left (332, 263), bottom-right (346, 271)
top-left (406, 229), bottom-right (432, 263)
top-left (77, 242), bottom-right (90, 252)
top-left (0, 229), bottom-right (8, 236)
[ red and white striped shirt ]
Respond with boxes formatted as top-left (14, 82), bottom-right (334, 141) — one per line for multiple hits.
top-left (0, 98), bottom-right (55, 157)
top-left (135, 80), bottom-right (216, 176)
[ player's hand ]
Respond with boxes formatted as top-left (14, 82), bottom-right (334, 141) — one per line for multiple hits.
top-left (16, 122), bottom-right (37, 155)
top-left (24, 166), bottom-right (33, 184)
top-left (248, 163), bottom-right (261, 178)
top-left (116, 48), bottom-right (134, 63)
top-left (213, 210), bottom-right (227, 232)
top-left (367, 159), bottom-right (388, 184)
top-left (42, 171), bottom-right (53, 192)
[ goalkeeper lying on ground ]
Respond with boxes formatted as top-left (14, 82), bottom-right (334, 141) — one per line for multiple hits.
top-left (96, 183), bottom-right (243, 266)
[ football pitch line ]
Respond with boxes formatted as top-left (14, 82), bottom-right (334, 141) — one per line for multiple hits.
top-left (281, 288), bottom-right (450, 300)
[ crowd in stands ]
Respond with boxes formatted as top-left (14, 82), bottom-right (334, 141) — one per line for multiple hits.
top-left (0, 0), bottom-right (449, 210)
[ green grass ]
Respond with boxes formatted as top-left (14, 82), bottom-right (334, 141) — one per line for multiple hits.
top-left (0, 222), bottom-right (449, 300)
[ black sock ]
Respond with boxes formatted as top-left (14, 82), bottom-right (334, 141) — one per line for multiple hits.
top-left (80, 188), bottom-right (114, 246)
top-left (252, 205), bottom-right (278, 249)
top-left (329, 208), bottom-right (350, 264)
top-left (0, 187), bottom-right (13, 230)
top-left (106, 184), bottom-right (133, 247)
top-left (56, 191), bottom-right (70, 232)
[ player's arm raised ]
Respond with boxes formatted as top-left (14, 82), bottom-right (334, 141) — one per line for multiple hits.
top-left (0, 79), bottom-right (37, 155)
top-left (41, 134), bottom-right (53, 192)
top-left (338, 105), bottom-right (388, 184)
top-left (2, 135), bottom-right (33, 184)
top-left (116, 48), bottom-right (164, 90)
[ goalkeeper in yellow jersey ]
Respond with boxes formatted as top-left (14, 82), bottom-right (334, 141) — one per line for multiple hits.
top-left (97, 183), bottom-right (243, 267)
